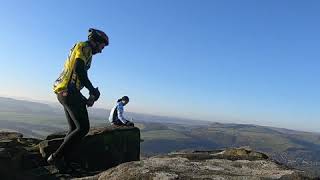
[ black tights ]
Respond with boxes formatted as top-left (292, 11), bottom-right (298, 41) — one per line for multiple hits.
top-left (54, 92), bottom-right (90, 159)
top-left (113, 119), bottom-right (125, 126)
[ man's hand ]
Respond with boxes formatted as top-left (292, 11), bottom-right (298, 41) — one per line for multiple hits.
top-left (90, 87), bottom-right (100, 101)
top-left (87, 95), bottom-right (95, 107)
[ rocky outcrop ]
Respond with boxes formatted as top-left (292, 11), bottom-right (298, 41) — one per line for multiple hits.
top-left (0, 132), bottom-right (45, 180)
top-left (0, 126), bottom-right (140, 180)
top-left (39, 126), bottom-right (140, 171)
top-left (77, 148), bottom-right (313, 180)
top-left (0, 129), bottom-right (316, 180)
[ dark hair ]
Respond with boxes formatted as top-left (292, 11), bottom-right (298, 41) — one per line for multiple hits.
top-left (117, 96), bottom-right (129, 103)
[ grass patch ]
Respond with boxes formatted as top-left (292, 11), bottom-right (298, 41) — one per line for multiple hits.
top-left (142, 130), bottom-right (190, 141)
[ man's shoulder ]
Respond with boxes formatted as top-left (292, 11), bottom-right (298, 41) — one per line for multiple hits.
top-left (75, 41), bottom-right (89, 47)
top-left (74, 41), bottom-right (92, 58)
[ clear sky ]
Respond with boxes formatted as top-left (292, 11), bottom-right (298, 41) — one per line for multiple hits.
top-left (0, 0), bottom-right (319, 132)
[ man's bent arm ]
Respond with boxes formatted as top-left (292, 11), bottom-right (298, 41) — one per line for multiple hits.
top-left (75, 59), bottom-right (95, 93)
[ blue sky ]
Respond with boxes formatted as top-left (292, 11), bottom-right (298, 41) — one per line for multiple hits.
top-left (0, 0), bottom-right (319, 132)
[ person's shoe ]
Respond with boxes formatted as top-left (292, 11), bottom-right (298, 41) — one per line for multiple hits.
top-left (47, 154), bottom-right (57, 165)
top-left (47, 154), bottom-right (72, 174)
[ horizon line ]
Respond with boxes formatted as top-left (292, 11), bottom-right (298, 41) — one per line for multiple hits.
top-left (0, 95), bottom-right (319, 134)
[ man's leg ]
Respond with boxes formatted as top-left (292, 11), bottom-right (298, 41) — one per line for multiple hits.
top-left (62, 107), bottom-right (77, 163)
top-left (64, 107), bottom-right (76, 136)
top-left (53, 94), bottom-right (90, 160)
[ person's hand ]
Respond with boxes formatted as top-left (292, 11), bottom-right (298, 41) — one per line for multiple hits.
top-left (90, 87), bottom-right (100, 101)
top-left (125, 121), bottom-right (134, 127)
top-left (87, 95), bottom-right (95, 107)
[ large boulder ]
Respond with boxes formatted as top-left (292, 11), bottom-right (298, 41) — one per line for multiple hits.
top-left (214, 147), bottom-right (269, 160)
top-left (0, 132), bottom-right (45, 180)
top-left (0, 131), bottom-right (23, 140)
top-left (0, 126), bottom-right (141, 180)
top-left (0, 130), bottom-right (316, 180)
top-left (45, 131), bottom-right (66, 140)
top-left (78, 148), bottom-right (313, 180)
top-left (39, 126), bottom-right (140, 171)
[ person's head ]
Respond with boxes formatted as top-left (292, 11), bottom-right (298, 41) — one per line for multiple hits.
top-left (88, 28), bottom-right (109, 55)
top-left (117, 96), bottom-right (130, 106)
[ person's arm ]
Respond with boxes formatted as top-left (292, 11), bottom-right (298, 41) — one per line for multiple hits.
top-left (117, 105), bottom-right (128, 124)
top-left (74, 59), bottom-right (95, 93)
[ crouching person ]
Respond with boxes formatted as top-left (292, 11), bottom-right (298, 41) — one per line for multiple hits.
top-left (109, 96), bottom-right (134, 126)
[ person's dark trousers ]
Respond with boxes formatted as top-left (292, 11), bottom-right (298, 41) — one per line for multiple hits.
top-left (53, 91), bottom-right (90, 160)
top-left (112, 119), bottom-right (125, 126)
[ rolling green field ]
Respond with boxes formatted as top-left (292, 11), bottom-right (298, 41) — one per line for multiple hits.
top-left (0, 97), bottom-right (319, 176)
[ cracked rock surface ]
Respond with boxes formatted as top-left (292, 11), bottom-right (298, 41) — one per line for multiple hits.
top-left (77, 148), bottom-right (312, 180)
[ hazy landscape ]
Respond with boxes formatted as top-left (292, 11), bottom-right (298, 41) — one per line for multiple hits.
top-left (0, 97), bottom-right (319, 176)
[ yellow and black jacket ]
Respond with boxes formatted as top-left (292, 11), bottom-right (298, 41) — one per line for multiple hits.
top-left (53, 41), bottom-right (93, 94)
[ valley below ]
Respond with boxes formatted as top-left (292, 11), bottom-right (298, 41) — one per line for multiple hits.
top-left (0, 97), bottom-right (319, 177)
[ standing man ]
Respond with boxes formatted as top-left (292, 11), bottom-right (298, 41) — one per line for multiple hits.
top-left (48, 28), bottom-right (109, 169)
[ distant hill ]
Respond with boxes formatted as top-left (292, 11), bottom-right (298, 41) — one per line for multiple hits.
top-left (0, 97), bottom-right (319, 176)
top-left (0, 97), bottom-right (59, 114)
top-left (0, 97), bottom-right (210, 137)
top-left (139, 122), bottom-right (320, 176)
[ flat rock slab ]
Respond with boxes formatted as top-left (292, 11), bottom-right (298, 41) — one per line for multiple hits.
top-left (39, 126), bottom-right (141, 171)
top-left (81, 149), bottom-right (310, 180)
top-left (0, 126), bottom-right (141, 180)
top-left (0, 132), bottom-right (23, 140)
